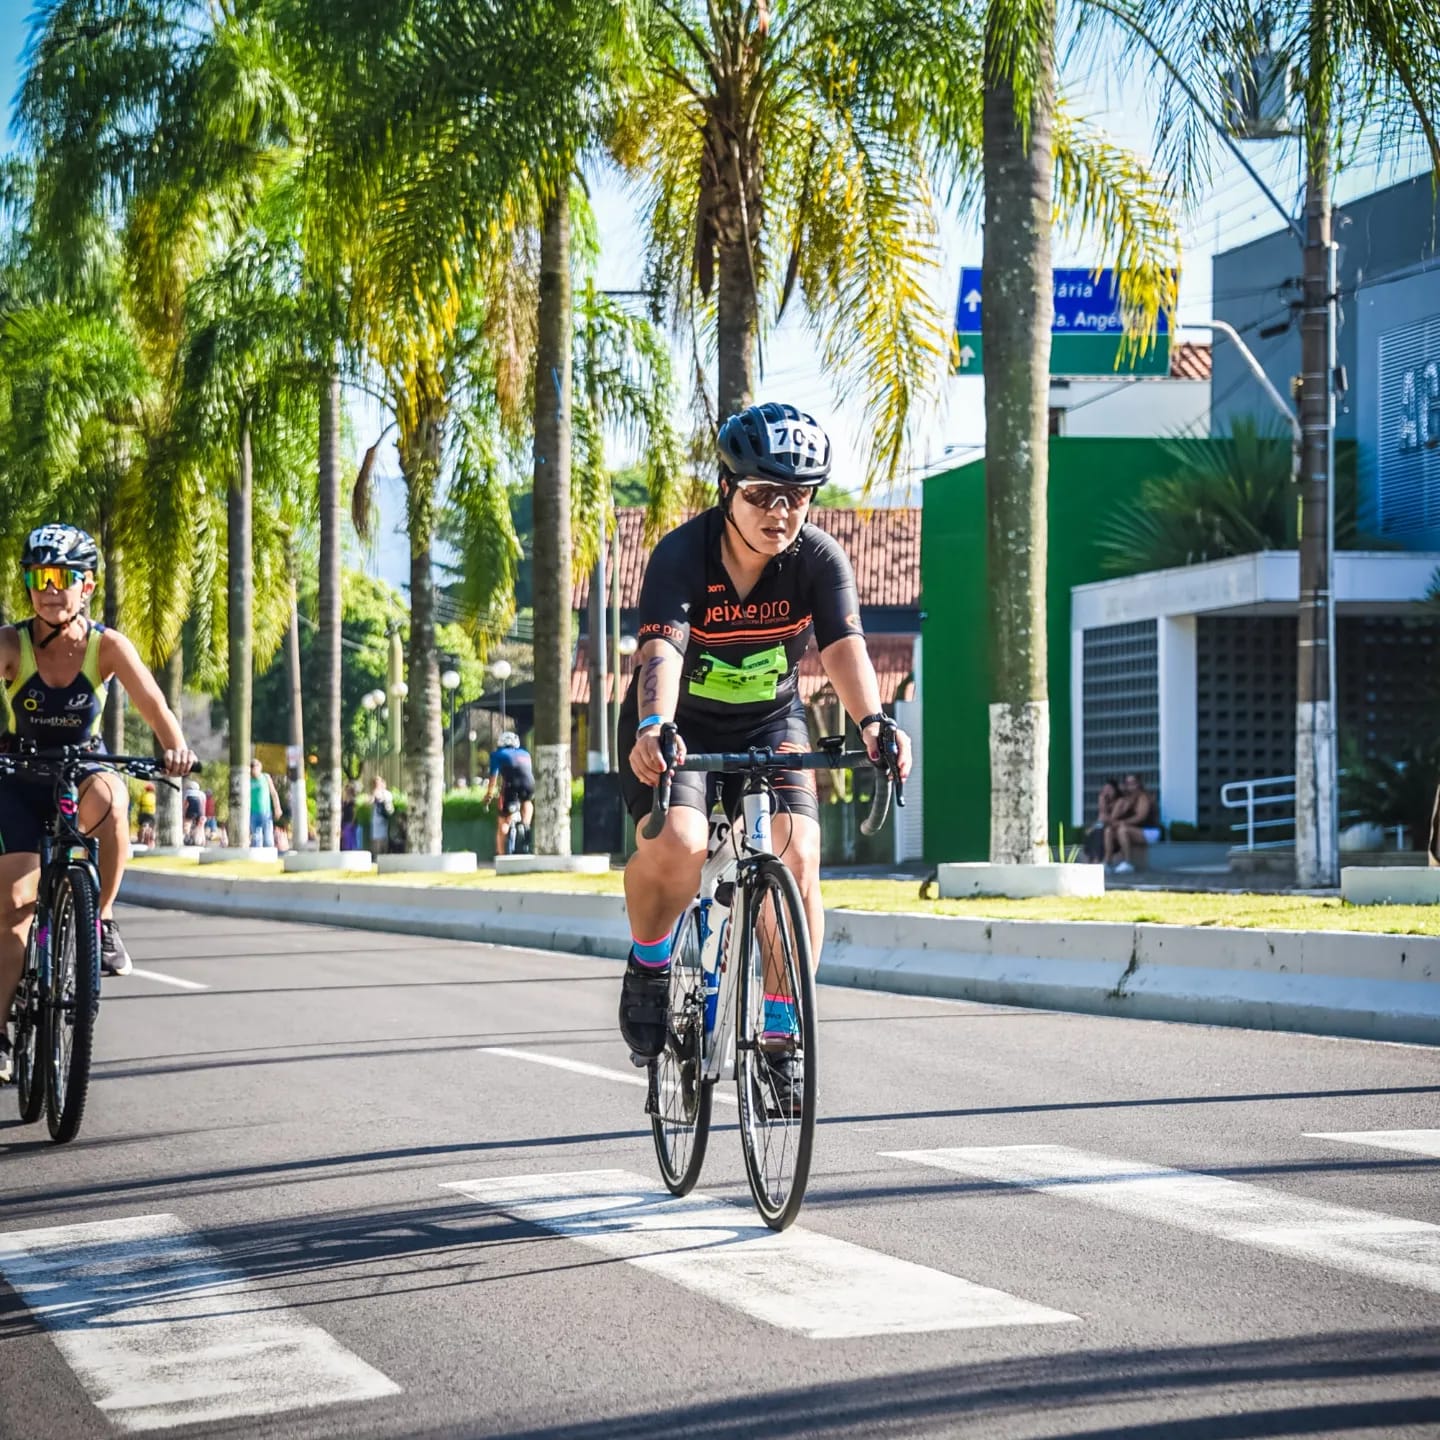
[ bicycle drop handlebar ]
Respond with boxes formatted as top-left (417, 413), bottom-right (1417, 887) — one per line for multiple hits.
top-left (641, 723), bottom-right (903, 842)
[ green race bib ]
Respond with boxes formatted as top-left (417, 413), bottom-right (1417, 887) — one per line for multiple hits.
top-left (688, 644), bottom-right (788, 704)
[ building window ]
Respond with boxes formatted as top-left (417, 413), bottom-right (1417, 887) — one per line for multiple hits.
top-left (1082, 621), bottom-right (1159, 825)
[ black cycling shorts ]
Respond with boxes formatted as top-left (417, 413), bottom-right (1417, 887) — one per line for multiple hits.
top-left (0, 769), bottom-right (109, 857)
top-left (501, 783), bottom-right (534, 810)
top-left (618, 702), bottom-right (818, 826)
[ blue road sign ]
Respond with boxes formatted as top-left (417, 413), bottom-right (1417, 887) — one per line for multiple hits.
top-left (954, 267), bottom-right (1172, 376)
top-left (955, 268), bottom-right (1171, 336)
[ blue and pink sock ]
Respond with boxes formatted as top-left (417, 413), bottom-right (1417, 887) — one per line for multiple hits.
top-left (762, 992), bottom-right (798, 1041)
top-left (630, 932), bottom-right (672, 969)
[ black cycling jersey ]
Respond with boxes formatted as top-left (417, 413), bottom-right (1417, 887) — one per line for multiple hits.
top-left (632, 507), bottom-right (862, 726)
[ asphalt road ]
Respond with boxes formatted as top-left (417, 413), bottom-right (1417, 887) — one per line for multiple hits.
top-left (1, 903), bottom-right (1437, 1440)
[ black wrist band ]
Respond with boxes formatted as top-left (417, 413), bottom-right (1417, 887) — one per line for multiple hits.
top-left (859, 712), bottom-right (887, 730)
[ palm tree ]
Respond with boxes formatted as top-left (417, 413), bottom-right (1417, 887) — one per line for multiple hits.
top-left (277, 0), bottom-right (631, 854)
top-left (975, 0), bottom-right (1183, 866)
top-left (1096, 418), bottom-right (1368, 574)
top-left (1105, 0), bottom-right (1440, 882)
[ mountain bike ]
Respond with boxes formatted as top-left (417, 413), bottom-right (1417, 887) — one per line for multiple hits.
top-left (4, 746), bottom-right (197, 1143)
top-left (641, 724), bottom-right (902, 1229)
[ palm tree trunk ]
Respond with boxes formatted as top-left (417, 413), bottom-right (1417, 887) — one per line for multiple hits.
top-left (314, 368), bottom-right (343, 850)
top-left (100, 515), bottom-right (125, 755)
top-left (1295, 5), bottom-right (1338, 888)
top-left (711, 109), bottom-right (762, 418)
top-left (982, 0), bottom-right (1055, 866)
top-left (285, 560), bottom-right (308, 846)
top-left (229, 412), bottom-right (254, 848)
top-left (532, 186), bottom-right (574, 856)
top-left (401, 413), bottom-right (445, 855)
top-left (154, 643), bottom-right (183, 847)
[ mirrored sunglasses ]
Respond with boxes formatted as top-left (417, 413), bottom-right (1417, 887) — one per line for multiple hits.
top-left (24, 565), bottom-right (86, 592)
top-left (736, 481), bottom-right (814, 511)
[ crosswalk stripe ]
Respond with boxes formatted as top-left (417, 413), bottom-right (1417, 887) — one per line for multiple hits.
top-left (130, 967), bottom-right (208, 990)
top-left (0, 1214), bottom-right (399, 1432)
top-left (442, 1169), bottom-right (1074, 1339)
top-left (886, 1145), bottom-right (1440, 1297)
top-left (1305, 1129), bottom-right (1440, 1159)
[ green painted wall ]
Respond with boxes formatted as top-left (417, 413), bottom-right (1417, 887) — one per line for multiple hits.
top-left (921, 437), bottom-right (1194, 861)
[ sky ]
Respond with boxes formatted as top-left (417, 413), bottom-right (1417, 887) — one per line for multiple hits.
top-left (1, 12), bottom-right (1429, 590)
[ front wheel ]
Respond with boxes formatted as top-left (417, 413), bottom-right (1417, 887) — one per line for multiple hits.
top-left (14, 917), bottom-right (45, 1124)
top-left (45, 867), bottom-right (100, 1143)
top-left (650, 907), bottom-right (713, 1194)
top-left (735, 857), bottom-right (817, 1230)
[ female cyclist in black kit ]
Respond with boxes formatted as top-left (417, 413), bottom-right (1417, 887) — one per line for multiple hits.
top-left (616, 404), bottom-right (912, 1106)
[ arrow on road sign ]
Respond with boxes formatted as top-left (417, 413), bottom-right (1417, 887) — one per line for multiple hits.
top-left (962, 289), bottom-right (981, 313)
top-left (959, 345), bottom-right (976, 367)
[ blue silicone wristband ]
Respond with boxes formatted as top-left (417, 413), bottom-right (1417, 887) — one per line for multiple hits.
top-left (636, 714), bottom-right (666, 734)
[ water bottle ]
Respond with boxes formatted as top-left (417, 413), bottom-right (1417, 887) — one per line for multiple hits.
top-left (701, 898), bottom-right (728, 1036)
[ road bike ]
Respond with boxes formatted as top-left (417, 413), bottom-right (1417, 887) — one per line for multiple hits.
top-left (4, 746), bottom-right (196, 1143)
top-left (641, 725), bottom-right (901, 1229)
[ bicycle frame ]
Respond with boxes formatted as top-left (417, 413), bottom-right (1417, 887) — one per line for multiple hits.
top-left (682, 777), bottom-right (786, 1089)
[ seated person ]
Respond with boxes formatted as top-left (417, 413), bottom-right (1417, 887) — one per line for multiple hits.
top-left (1104, 772), bottom-right (1156, 874)
top-left (1083, 778), bottom-right (1119, 863)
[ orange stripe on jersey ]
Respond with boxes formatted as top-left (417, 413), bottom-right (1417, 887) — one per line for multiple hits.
top-left (689, 617), bottom-right (813, 645)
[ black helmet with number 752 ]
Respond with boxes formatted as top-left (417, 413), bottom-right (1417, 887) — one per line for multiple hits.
top-left (717, 402), bottom-right (831, 485)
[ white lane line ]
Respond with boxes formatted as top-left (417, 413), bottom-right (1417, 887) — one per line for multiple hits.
top-left (129, 968), bottom-right (209, 991)
top-left (0, 1214), bottom-right (398, 1432)
top-left (479, 1045), bottom-right (738, 1106)
top-left (442, 1168), bottom-right (1074, 1339)
top-left (887, 1145), bottom-right (1440, 1297)
top-left (1306, 1129), bottom-right (1440, 1159)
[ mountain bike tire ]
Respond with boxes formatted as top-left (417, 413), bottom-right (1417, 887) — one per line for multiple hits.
top-left (735, 857), bottom-right (817, 1231)
top-left (651, 907), bottom-right (713, 1195)
top-left (45, 867), bottom-right (100, 1143)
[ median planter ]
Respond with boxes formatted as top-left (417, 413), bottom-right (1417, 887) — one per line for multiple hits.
top-left (200, 847), bottom-right (277, 864)
top-left (376, 852), bottom-right (478, 874)
top-left (1341, 866), bottom-right (1440, 905)
top-left (284, 850), bottom-right (374, 873)
top-left (938, 863), bottom-right (1104, 899)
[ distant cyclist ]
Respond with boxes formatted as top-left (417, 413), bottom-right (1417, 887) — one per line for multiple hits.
top-left (615, 403), bottom-right (911, 1107)
top-left (0, 525), bottom-right (195, 1083)
top-left (484, 731), bottom-right (534, 854)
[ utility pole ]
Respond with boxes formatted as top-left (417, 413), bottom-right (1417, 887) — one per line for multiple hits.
top-left (1295, 3), bottom-right (1340, 889)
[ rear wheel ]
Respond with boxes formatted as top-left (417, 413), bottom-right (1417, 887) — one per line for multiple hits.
top-left (45, 868), bottom-right (100, 1143)
top-left (651, 907), bottom-right (712, 1194)
top-left (736, 857), bottom-right (816, 1230)
top-left (14, 917), bottom-right (45, 1124)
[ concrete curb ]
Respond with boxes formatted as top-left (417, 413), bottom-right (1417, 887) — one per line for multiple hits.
top-left (119, 869), bottom-right (1440, 1046)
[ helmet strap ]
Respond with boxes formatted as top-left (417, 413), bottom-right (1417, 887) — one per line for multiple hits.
top-left (35, 613), bottom-right (87, 650)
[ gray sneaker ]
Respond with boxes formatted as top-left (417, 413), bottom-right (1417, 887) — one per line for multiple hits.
top-left (0, 1030), bottom-right (13, 1085)
top-left (101, 920), bottom-right (133, 976)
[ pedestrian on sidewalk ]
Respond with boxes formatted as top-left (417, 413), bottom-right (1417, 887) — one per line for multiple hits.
top-left (249, 757), bottom-right (282, 849)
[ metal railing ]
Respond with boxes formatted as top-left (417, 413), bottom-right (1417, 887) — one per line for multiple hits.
top-left (1220, 774), bottom-right (1298, 850)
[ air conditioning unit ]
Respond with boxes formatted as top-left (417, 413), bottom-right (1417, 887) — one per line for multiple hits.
top-left (1225, 51), bottom-right (1295, 138)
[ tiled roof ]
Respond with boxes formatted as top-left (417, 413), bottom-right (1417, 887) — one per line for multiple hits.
top-left (573, 506), bottom-right (922, 611)
top-left (571, 633), bottom-right (916, 708)
top-left (1169, 341), bottom-right (1212, 381)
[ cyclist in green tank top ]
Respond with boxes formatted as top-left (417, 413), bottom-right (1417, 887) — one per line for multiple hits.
top-left (0, 525), bottom-right (195, 1083)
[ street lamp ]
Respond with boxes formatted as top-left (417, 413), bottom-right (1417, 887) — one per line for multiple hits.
top-left (490, 659), bottom-right (512, 734)
top-left (361, 688), bottom-right (386, 773)
top-left (441, 667), bottom-right (461, 788)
